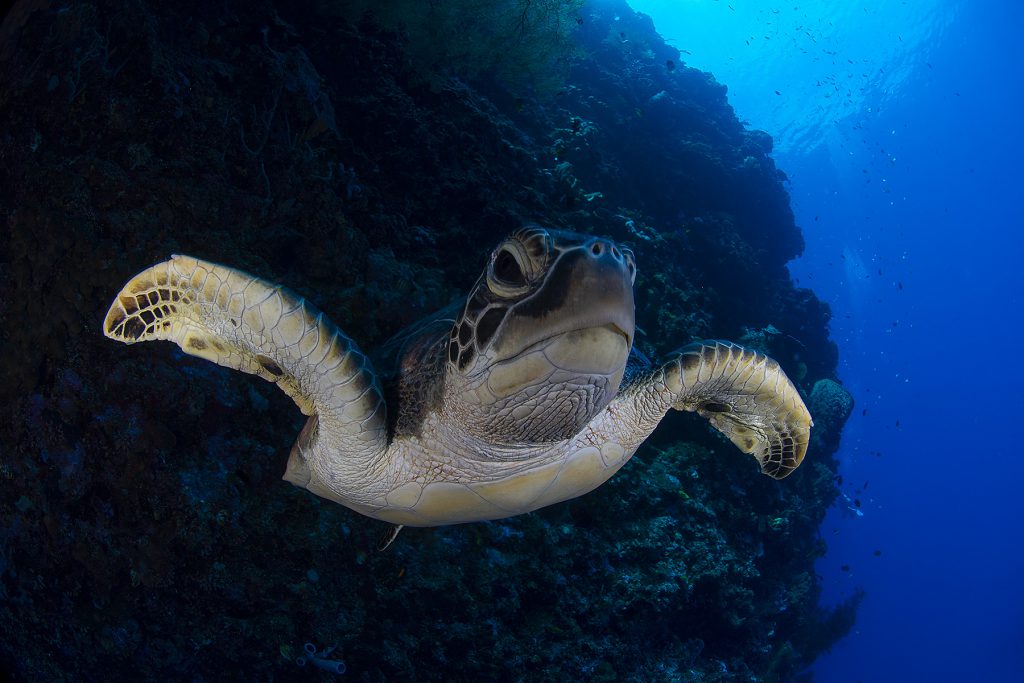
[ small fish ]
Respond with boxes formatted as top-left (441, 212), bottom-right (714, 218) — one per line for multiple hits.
top-left (666, 59), bottom-right (676, 72)
top-left (873, 549), bottom-right (882, 556)
top-left (841, 564), bottom-right (851, 572)
top-left (854, 499), bottom-right (861, 508)
top-left (898, 281), bottom-right (903, 290)
top-left (775, 90), bottom-right (781, 95)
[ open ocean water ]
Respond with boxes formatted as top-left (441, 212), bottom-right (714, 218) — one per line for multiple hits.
top-left (629, 0), bottom-right (1024, 680)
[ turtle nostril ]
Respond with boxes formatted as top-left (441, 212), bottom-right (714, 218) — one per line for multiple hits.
top-left (611, 245), bottom-right (621, 260)
top-left (590, 242), bottom-right (604, 256)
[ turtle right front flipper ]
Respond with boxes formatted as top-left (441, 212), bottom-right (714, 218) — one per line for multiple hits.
top-left (656, 341), bottom-right (812, 479)
top-left (102, 255), bottom-right (389, 500)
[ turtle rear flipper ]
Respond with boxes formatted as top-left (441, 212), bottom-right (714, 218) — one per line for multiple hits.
top-left (663, 341), bottom-right (812, 479)
top-left (102, 255), bottom-right (388, 485)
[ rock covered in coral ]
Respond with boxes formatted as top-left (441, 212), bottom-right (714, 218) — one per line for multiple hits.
top-left (0, 0), bottom-right (854, 680)
top-left (809, 378), bottom-right (855, 454)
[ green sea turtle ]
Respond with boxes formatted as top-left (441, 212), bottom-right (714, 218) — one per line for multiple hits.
top-left (103, 226), bottom-right (811, 527)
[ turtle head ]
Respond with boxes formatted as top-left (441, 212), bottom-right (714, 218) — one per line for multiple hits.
top-left (447, 225), bottom-right (636, 445)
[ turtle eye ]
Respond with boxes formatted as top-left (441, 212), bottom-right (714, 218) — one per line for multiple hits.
top-left (492, 248), bottom-right (525, 286)
top-left (486, 237), bottom-right (539, 297)
top-left (487, 245), bottom-right (533, 298)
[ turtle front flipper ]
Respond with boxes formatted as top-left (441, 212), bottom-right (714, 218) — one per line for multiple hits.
top-left (660, 340), bottom-right (812, 478)
top-left (102, 255), bottom-right (388, 494)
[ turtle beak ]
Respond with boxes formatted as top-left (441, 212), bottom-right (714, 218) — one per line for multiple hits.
top-left (607, 321), bottom-right (633, 348)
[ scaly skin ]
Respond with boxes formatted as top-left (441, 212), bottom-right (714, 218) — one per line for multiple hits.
top-left (102, 255), bottom-right (392, 504)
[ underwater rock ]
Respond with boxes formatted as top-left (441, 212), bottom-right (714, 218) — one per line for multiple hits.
top-left (0, 0), bottom-right (854, 679)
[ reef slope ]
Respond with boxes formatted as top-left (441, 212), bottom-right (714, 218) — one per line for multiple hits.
top-left (0, 1), bottom-right (855, 680)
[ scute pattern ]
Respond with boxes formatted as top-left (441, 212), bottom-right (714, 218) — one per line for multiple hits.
top-left (102, 255), bottom-right (389, 480)
top-left (450, 289), bottom-right (501, 371)
top-left (664, 340), bottom-right (812, 478)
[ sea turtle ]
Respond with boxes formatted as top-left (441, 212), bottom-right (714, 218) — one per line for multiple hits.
top-left (103, 226), bottom-right (811, 528)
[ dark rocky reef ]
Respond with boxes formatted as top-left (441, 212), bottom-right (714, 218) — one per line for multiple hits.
top-left (0, 0), bottom-right (855, 680)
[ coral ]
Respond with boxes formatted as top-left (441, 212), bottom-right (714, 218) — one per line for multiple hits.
top-left (296, 643), bottom-right (347, 674)
top-left (808, 378), bottom-right (855, 454)
top-left (809, 378), bottom-right (855, 429)
top-left (332, 0), bottom-right (585, 90)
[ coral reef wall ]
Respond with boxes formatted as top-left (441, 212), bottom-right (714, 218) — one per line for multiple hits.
top-left (0, 0), bottom-right (855, 680)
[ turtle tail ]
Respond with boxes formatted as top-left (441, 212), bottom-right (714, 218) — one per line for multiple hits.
top-left (102, 255), bottom-right (388, 475)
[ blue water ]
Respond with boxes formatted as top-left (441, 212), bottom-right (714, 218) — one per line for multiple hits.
top-left (628, 1), bottom-right (1024, 680)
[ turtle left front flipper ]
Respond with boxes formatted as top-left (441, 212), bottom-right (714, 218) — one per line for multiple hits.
top-left (651, 340), bottom-right (812, 478)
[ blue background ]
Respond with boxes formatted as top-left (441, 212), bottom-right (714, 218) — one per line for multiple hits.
top-left (627, 1), bottom-right (1024, 679)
